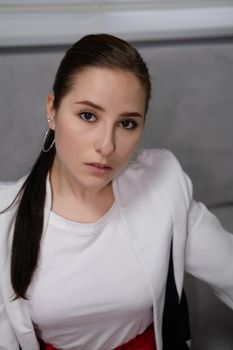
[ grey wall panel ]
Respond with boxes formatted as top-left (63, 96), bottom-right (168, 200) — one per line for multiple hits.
top-left (139, 40), bottom-right (233, 205)
top-left (0, 48), bottom-right (63, 180)
top-left (0, 39), bottom-right (233, 349)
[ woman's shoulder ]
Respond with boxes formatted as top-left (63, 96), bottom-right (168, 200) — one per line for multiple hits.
top-left (0, 175), bottom-right (27, 211)
top-left (138, 148), bottom-right (183, 171)
top-left (0, 175), bottom-right (26, 191)
top-left (135, 148), bottom-right (193, 205)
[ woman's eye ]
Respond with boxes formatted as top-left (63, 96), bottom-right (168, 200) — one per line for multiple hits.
top-left (119, 119), bottom-right (137, 130)
top-left (79, 112), bottom-right (96, 122)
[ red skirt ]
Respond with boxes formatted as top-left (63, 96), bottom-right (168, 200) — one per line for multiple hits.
top-left (41, 323), bottom-right (156, 350)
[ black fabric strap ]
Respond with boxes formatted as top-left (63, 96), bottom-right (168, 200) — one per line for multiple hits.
top-left (162, 240), bottom-right (191, 350)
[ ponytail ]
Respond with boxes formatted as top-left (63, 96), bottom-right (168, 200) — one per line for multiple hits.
top-left (10, 144), bottom-right (55, 299)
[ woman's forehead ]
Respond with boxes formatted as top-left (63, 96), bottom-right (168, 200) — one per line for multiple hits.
top-left (67, 67), bottom-right (146, 107)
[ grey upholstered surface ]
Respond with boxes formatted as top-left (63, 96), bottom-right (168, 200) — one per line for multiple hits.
top-left (140, 40), bottom-right (233, 206)
top-left (0, 38), bottom-right (233, 349)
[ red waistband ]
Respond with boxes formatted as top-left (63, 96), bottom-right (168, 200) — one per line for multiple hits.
top-left (41, 323), bottom-right (156, 350)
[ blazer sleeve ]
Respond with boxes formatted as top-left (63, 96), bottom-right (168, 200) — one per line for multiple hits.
top-left (0, 183), bottom-right (21, 349)
top-left (185, 200), bottom-right (233, 309)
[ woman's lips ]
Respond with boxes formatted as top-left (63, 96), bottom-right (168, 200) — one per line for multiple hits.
top-left (85, 163), bottom-right (113, 175)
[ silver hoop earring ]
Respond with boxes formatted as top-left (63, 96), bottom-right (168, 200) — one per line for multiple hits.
top-left (42, 129), bottom-right (55, 153)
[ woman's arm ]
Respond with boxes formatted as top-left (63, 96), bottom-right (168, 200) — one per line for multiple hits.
top-left (185, 200), bottom-right (233, 308)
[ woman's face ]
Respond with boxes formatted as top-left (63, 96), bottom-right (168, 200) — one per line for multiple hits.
top-left (47, 67), bottom-right (146, 192)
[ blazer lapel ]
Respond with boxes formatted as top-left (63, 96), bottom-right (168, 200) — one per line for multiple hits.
top-left (113, 153), bottom-right (189, 350)
top-left (113, 163), bottom-right (174, 350)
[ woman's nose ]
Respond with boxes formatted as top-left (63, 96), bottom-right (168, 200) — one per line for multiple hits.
top-left (94, 126), bottom-right (116, 157)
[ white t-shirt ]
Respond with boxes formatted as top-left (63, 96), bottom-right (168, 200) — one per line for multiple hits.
top-left (27, 201), bottom-right (153, 350)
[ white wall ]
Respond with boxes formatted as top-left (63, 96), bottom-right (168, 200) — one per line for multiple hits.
top-left (0, 1), bottom-right (233, 46)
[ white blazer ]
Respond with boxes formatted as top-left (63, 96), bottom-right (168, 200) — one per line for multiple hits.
top-left (0, 148), bottom-right (233, 350)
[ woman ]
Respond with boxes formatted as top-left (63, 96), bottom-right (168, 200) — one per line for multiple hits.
top-left (0, 34), bottom-right (232, 350)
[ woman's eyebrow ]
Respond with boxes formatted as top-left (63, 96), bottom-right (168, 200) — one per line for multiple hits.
top-left (121, 112), bottom-right (143, 118)
top-left (74, 100), bottom-right (105, 112)
top-left (74, 100), bottom-right (143, 118)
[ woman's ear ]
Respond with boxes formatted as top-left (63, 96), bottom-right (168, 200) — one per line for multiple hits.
top-left (46, 94), bottom-right (56, 130)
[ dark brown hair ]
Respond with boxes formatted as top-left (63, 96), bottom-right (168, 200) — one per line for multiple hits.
top-left (9, 33), bottom-right (151, 299)
top-left (53, 34), bottom-right (151, 113)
